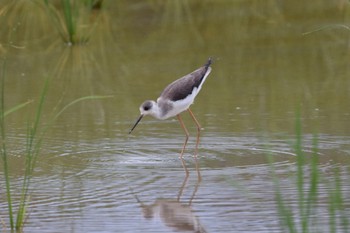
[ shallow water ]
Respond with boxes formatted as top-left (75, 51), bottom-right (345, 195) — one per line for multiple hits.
top-left (1, 1), bottom-right (350, 232)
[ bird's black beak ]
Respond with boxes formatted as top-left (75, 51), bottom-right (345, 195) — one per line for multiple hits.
top-left (129, 114), bottom-right (144, 134)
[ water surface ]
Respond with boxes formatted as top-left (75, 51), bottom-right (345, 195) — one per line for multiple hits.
top-left (1, 1), bottom-right (350, 232)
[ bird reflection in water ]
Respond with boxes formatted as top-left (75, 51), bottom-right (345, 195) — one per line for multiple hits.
top-left (134, 159), bottom-right (206, 233)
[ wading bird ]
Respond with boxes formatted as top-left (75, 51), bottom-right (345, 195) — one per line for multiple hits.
top-left (129, 58), bottom-right (212, 158)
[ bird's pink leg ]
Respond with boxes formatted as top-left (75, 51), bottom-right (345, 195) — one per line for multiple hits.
top-left (177, 114), bottom-right (189, 159)
top-left (187, 108), bottom-right (201, 157)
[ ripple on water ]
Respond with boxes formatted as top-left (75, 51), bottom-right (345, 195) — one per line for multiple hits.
top-left (1, 132), bottom-right (349, 232)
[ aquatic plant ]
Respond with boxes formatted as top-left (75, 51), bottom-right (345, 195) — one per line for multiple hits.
top-left (270, 112), bottom-right (349, 233)
top-left (43, 0), bottom-right (103, 45)
top-left (0, 59), bottom-right (111, 230)
top-left (0, 60), bottom-right (32, 229)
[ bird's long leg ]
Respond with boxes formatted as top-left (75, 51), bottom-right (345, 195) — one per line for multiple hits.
top-left (177, 114), bottom-right (189, 159)
top-left (187, 108), bottom-right (201, 157)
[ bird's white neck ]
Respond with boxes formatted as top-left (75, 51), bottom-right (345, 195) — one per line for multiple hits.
top-left (146, 101), bottom-right (164, 120)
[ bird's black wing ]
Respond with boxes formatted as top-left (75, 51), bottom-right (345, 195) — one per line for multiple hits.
top-left (160, 59), bottom-right (212, 102)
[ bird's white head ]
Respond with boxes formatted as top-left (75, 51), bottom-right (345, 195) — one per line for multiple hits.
top-left (139, 100), bottom-right (158, 117)
top-left (129, 100), bottom-right (159, 134)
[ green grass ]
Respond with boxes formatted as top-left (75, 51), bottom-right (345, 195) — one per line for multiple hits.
top-left (270, 112), bottom-right (349, 233)
top-left (0, 59), bottom-right (111, 230)
top-left (328, 168), bottom-right (349, 233)
top-left (0, 60), bottom-right (33, 229)
top-left (43, 0), bottom-right (103, 45)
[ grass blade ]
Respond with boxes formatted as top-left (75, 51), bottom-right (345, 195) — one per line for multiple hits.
top-left (62, 0), bottom-right (76, 43)
top-left (16, 78), bottom-right (50, 229)
top-left (53, 95), bottom-right (113, 122)
top-left (294, 109), bottom-right (307, 231)
top-left (4, 100), bottom-right (32, 117)
top-left (268, 152), bottom-right (296, 233)
top-left (0, 59), bottom-right (14, 229)
top-left (304, 136), bottom-right (319, 231)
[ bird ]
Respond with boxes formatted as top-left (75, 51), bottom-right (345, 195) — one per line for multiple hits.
top-left (129, 58), bottom-right (212, 158)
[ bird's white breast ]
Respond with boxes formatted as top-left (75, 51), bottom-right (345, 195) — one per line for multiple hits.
top-left (157, 87), bottom-right (199, 119)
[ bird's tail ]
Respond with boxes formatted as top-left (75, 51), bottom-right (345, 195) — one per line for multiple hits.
top-left (204, 57), bottom-right (212, 70)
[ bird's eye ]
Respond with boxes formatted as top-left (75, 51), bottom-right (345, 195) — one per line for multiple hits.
top-left (142, 101), bottom-right (152, 111)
